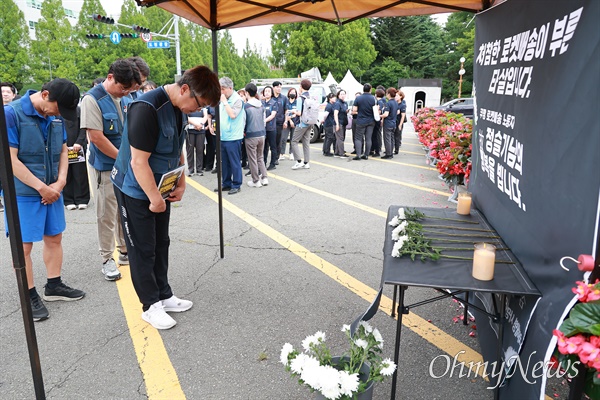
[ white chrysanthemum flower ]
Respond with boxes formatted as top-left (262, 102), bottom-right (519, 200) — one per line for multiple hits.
top-left (300, 364), bottom-right (323, 390)
top-left (391, 236), bottom-right (408, 257)
top-left (314, 331), bottom-right (326, 343)
top-left (280, 343), bottom-right (294, 365)
top-left (398, 208), bottom-right (406, 220)
top-left (391, 221), bottom-right (407, 240)
top-left (372, 329), bottom-right (384, 348)
top-left (318, 365), bottom-right (342, 400)
top-left (302, 334), bottom-right (319, 352)
top-left (341, 324), bottom-right (351, 333)
top-left (359, 320), bottom-right (373, 333)
top-left (354, 338), bottom-right (368, 349)
top-left (290, 353), bottom-right (319, 374)
top-left (388, 215), bottom-right (400, 227)
top-left (380, 358), bottom-right (397, 376)
top-left (338, 371), bottom-right (359, 396)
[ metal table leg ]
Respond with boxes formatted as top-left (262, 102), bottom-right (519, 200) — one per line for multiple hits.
top-left (390, 286), bottom-right (406, 400)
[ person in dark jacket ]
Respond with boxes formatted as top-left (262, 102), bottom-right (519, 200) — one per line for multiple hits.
top-left (243, 83), bottom-right (268, 187)
top-left (3, 78), bottom-right (85, 322)
top-left (111, 66), bottom-right (221, 330)
top-left (63, 105), bottom-right (90, 209)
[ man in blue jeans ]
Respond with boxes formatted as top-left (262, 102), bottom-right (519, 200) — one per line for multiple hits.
top-left (3, 78), bottom-right (85, 321)
top-left (214, 77), bottom-right (245, 195)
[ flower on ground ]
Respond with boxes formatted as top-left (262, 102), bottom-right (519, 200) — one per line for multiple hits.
top-left (354, 338), bottom-right (368, 349)
top-left (280, 343), bottom-right (294, 365)
top-left (359, 320), bottom-right (373, 333)
top-left (302, 332), bottom-right (325, 352)
top-left (319, 365), bottom-right (343, 400)
top-left (373, 328), bottom-right (384, 348)
top-left (388, 215), bottom-right (400, 227)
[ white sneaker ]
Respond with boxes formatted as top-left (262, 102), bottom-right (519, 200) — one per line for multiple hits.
top-left (247, 180), bottom-right (262, 188)
top-left (78, 204), bottom-right (88, 210)
top-left (66, 204), bottom-right (77, 211)
top-left (162, 295), bottom-right (193, 313)
top-left (278, 155), bottom-right (286, 161)
top-left (142, 301), bottom-right (177, 329)
top-left (102, 259), bottom-right (121, 281)
top-left (292, 162), bottom-right (304, 170)
top-left (302, 162), bottom-right (310, 169)
top-left (261, 178), bottom-right (269, 186)
top-left (289, 154), bottom-right (294, 160)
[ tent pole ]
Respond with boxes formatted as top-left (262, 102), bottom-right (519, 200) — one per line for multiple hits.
top-left (0, 103), bottom-right (46, 399)
top-left (211, 25), bottom-right (225, 259)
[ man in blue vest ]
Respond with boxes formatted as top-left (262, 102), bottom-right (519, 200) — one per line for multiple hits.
top-left (112, 66), bottom-right (221, 330)
top-left (3, 78), bottom-right (85, 321)
top-left (215, 77), bottom-right (245, 195)
top-left (80, 59), bottom-right (142, 281)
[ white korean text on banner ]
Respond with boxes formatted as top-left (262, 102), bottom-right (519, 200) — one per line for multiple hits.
top-left (471, 0), bottom-right (599, 398)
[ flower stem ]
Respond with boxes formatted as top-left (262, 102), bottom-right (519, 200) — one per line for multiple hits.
top-left (421, 224), bottom-right (495, 232)
top-left (435, 246), bottom-right (510, 251)
top-left (412, 251), bottom-right (515, 264)
top-left (422, 229), bottom-right (500, 238)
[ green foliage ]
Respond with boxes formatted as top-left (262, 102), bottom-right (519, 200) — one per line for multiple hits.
top-left (439, 12), bottom-right (475, 101)
top-left (272, 20), bottom-right (375, 80)
top-left (31, 0), bottom-right (78, 83)
top-left (0, 0), bottom-right (31, 90)
top-left (362, 58), bottom-right (411, 89)
top-left (74, 0), bottom-right (114, 89)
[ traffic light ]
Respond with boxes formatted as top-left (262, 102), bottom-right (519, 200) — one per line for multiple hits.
top-left (86, 34), bottom-right (105, 39)
top-left (132, 25), bottom-right (150, 34)
top-left (121, 33), bottom-right (139, 39)
top-left (91, 14), bottom-right (115, 24)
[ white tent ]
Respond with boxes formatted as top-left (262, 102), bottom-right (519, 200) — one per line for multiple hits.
top-left (300, 67), bottom-right (322, 83)
top-left (323, 71), bottom-right (337, 86)
top-left (338, 70), bottom-right (363, 101)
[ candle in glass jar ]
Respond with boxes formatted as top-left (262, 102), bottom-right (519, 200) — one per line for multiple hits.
top-left (457, 192), bottom-right (472, 215)
top-left (472, 243), bottom-right (496, 281)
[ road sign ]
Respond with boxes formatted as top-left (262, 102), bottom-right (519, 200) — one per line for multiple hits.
top-left (147, 40), bottom-right (171, 49)
top-left (140, 32), bottom-right (152, 43)
top-left (110, 31), bottom-right (121, 45)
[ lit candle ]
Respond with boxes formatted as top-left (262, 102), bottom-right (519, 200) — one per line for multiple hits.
top-left (472, 243), bottom-right (496, 281)
top-left (457, 192), bottom-right (472, 215)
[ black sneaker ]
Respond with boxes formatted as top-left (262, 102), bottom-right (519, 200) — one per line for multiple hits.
top-left (31, 295), bottom-right (49, 321)
top-left (43, 282), bottom-right (85, 302)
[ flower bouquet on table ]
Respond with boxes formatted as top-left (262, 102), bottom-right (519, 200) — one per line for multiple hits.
top-left (552, 280), bottom-right (600, 399)
top-left (280, 321), bottom-right (396, 400)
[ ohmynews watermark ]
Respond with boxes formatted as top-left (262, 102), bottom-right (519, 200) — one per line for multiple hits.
top-left (429, 351), bottom-right (580, 390)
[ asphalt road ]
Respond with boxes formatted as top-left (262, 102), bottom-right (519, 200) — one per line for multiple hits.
top-left (0, 125), bottom-right (568, 399)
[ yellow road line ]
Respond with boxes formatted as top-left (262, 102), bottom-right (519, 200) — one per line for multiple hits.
top-left (116, 262), bottom-right (186, 399)
top-left (308, 145), bottom-right (436, 171)
top-left (306, 160), bottom-right (448, 196)
top-left (186, 179), bottom-right (485, 376)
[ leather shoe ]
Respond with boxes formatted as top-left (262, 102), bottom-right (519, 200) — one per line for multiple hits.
top-left (360, 155), bottom-right (368, 160)
top-left (267, 165), bottom-right (276, 171)
top-left (228, 188), bottom-right (240, 195)
top-left (352, 156), bottom-right (361, 160)
top-left (382, 155), bottom-right (393, 159)
top-left (214, 186), bottom-right (232, 192)
top-left (244, 171), bottom-right (252, 176)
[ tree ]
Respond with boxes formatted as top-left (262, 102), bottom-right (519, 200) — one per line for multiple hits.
top-left (242, 40), bottom-right (272, 82)
top-left (270, 20), bottom-right (376, 80)
top-left (362, 58), bottom-right (412, 89)
top-left (439, 12), bottom-right (476, 101)
top-left (31, 0), bottom-right (78, 83)
top-left (0, 0), bottom-right (31, 89)
top-left (74, 0), bottom-right (115, 89)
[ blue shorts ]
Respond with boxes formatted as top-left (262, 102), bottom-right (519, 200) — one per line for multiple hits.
top-left (3, 195), bottom-right (66, 242)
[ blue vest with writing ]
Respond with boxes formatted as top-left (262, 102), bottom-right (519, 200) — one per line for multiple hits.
top-left (85, 84), bottom-right (131, 171)
top-left (8, 100), bottom-right (64, 196)
top-left (111, 87), bottom-right (184, 200)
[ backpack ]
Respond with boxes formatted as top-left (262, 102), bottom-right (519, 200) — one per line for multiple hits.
top-left (300, 94), bottom-right (319, 125)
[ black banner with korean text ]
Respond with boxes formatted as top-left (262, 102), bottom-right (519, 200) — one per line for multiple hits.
top-left (472, 0), bottom-right (599, 398)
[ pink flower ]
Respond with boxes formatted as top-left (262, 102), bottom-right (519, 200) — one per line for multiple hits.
top-left (565, 335), bottom-right (587, 354)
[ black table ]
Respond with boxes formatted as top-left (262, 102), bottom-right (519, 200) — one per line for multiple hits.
top-left (358, 206), bottom-right (541, 400)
